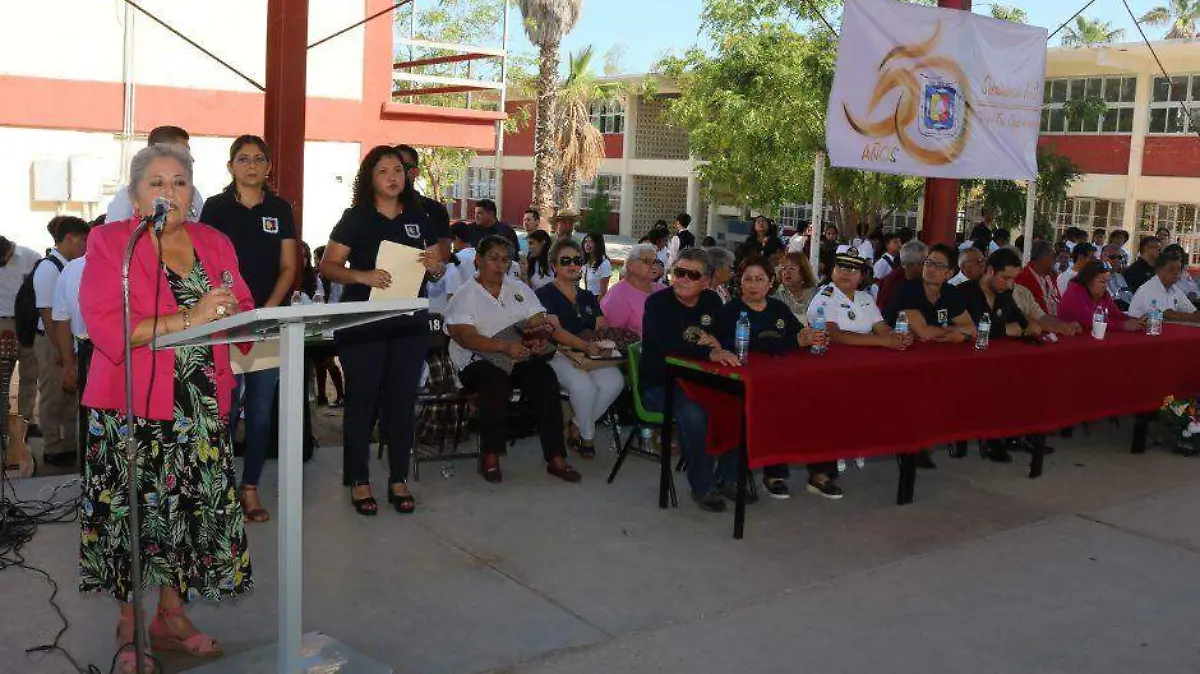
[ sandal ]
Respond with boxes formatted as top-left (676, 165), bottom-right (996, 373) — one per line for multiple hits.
top-left (148, 605), bottom-right (222, 658)
top-left (577, 442), bottom-right (596, 459)
top-left (349, 482), bottom-right (378, 516)
top-left (387, 483), bottom-right (416, 514)
top-left (238, 485), bottom-right (270, 523)
top-left (116, 612), bottom-right (155, 674)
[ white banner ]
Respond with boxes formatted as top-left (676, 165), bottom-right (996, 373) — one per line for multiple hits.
top-left (826, 0), bottom-right (1047, 180)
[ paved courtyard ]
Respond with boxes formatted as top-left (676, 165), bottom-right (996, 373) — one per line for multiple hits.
top-left (3, 419), bottom-right (1200, 673)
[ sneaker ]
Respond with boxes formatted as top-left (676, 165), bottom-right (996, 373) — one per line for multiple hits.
top-left (693, 491), bottom-right (727, 513)
top-left (762, 478), bottom-right (791, 499)
top-left (717, 482), bottom-right (759, 504)
top-left (806, 477), bottom-right (844, 500)
top-left (914, 450), bottom-right (937, 470)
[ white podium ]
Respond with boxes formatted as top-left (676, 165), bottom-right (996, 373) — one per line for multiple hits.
top-left (156, 299), bottom-right (428, 674)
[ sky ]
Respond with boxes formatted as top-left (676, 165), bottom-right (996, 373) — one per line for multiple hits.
top-left (501, 0), bottom-right (1176, 75)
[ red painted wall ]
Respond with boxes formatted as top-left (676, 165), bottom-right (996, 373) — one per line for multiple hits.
top-left (603, 133), bottom-right (624, 159)
top-left (500, 170), bottom-right (535, 225)
top-left (1037, 135), bottom-right (1131, 176)
top-left (1142, 136), bottom-right (1200, 178)
top-left (504, 102), bottom-right (536, 156)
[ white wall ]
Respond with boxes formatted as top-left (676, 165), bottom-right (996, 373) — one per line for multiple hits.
top-left (0, 0), bottom-right (364, 100)
top-left (0, 127), bottom-right (360, 251)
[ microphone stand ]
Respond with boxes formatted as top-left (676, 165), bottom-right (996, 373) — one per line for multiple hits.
top-left (121, 212), bottom-right (162, 674)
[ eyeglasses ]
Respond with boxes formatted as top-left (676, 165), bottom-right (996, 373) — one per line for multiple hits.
top-left (922, 258), bottom-right (950, 271)
top-left (558, 255), bottom-right (585, 267)
top-left (672, 267), bottom-right (705, 281)
top-left (234, 156), bottom-right (269, 166)
top-left (634, 256), bottom-right (656, 265)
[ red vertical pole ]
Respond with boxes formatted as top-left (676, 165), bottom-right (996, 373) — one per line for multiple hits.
top-left (921, 0), bottom-right (971, 246)
top-left (264, 0), bottom-right (309, 241)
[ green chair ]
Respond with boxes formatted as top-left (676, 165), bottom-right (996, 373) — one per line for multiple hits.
top-left (606, 342), bottom-right (678, 507)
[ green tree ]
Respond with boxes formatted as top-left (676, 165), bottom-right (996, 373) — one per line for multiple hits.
top-left (989, 4), bottom-right (1028, 23)
top-left (516, 0), bottom-right (583, 222)
top-left (420, 147), bottom-right (474, 203)
top-left (960, 146), bottom-right (1082, 238)
top-left (1061, 16), bottom-right (1125, 47)
top-left (1141, 0), bottom-right (1200, 39)
top-left (580, 193), bottom-right (614, 234)
top-left (557, 46), bottom-right (624, 202)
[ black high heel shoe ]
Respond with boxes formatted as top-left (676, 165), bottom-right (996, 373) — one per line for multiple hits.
top-left (387, 483), bottom-right (416, 514)
top-left (349, 482), bottom-right (378, 516)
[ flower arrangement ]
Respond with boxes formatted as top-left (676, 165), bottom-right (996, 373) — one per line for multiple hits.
top-left (1156, 396), bottom-right (1200, 457)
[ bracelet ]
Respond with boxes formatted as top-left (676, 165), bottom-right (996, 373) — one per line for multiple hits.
top-left (179, 305), bottom-right (192, 331)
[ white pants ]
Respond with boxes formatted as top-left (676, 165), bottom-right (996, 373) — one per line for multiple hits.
top-left (549, 353), bottom-right (625, 442)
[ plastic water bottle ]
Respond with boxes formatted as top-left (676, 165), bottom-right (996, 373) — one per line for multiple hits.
top-left (290, 289), bottom-right (303, 305)
top-left (810, 307), bottom-right (828, 355)
top-left (313, 285), bottom-right (325, 304)
top-left (1148, 299), bottom-right (1164, 336)
top-left (1092, 306), bottom-right (1107, 340)
top-left (895, 311), bottom-right (910, 336)
top-left (975, 313), bottom-right (991, 351)
top-left (735, 311), bottom-right (751, 365)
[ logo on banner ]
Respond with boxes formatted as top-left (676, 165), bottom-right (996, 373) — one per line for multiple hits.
top-left (843, 22), bottom-right (971, 166)
top-left (920, 78), bottom-right (962, 138)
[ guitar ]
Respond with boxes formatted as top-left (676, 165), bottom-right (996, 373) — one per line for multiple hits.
top-left (0, 330), bottom-right (34, 479)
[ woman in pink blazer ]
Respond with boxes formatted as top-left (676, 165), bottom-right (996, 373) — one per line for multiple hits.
top-left (1058, 259), bottom-right (1146, 334)
top-left (79, 144), bottom-right (254, 673)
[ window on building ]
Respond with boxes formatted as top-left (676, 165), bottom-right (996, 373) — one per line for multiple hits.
top-left (777, 204), bottom-right (836, 233)
top-left (1149, 74), bottom-right (1199, 135)
top-left (1040, 77), bottom-right (1136, 134)
top-left (589, 100), bottom-right (625, 134)
top-left (580, 174), bottom-right (622, 211)
top-left (465, 167), bottom-right (497, 200)
top-left (1051, 197), bottom-right (1126, 243)
top-left (1138, 201), bottom-right (1200, 264)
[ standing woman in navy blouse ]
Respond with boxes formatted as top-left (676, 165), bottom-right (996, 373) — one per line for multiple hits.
top-left (318, 145), bottom-right (448, 516)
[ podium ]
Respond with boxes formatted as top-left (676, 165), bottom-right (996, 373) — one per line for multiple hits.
top-left (156, 299), bottom-right (428, 674)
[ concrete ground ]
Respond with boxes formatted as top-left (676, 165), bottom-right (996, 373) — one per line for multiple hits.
top-left (3, 418), bottom-right (1200, 674)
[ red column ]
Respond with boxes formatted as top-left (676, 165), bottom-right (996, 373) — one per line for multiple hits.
top-left (921, 0), bottom-right (972, 246)
top-left (264, 0), bottom-right (309, 241)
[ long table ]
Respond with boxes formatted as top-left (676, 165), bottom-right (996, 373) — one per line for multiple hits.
top-left (661, 326), bottom-right (1200, 539)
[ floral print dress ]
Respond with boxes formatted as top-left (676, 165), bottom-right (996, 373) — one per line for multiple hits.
top-left (79, 263), bottom-right (253, 602)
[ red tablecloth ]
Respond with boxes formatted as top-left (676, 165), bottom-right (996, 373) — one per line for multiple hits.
top-left (677, 326), bottom-right (1200, 468)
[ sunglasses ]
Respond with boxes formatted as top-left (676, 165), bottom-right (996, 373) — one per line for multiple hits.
top-left (558, 255), bottom-right (585, 267)
top-left (672, 267), bottom-right (705, 281)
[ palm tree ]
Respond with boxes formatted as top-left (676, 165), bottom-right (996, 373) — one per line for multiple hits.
top-left (1061, 16), bottom-right (1126, 47)
top-left (516, 0), bottom-right (583, 221)
top-left (556, 46), bottom-right (623, 206)
top-left (1141, 0), bottom-right (1200, 39)
top-left (989, 4), bottom-right (1028, 24)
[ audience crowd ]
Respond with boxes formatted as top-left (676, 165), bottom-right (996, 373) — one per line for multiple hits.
top-left (3, 125), bottom-right (1200, 673)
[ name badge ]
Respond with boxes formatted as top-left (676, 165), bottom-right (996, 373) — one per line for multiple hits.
top-left (404, 224), bottom-right (423, 239)
top-left (937, 309), bottom-right (948, 327)
top-left (262, 217), bottom-right (279, 234)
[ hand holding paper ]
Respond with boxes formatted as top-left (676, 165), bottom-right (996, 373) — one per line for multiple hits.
top-left (369, 241), bottom-right (426, 301)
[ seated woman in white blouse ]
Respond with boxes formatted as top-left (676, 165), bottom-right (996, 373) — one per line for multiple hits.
top-left (446, 235), bottom-right (598, 484)
top-left (807, 246), bottom-right (912, 351)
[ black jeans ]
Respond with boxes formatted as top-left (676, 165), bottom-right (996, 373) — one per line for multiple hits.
top-left (308, 343), bottom-right (344, 403)
top-left (337, 316), bottom-right (429, 485)
top-left (763, 462), bottom-right (839, 480)
top-left (459, 358), bottom-right (566, 461)
top-left (76, 338), bottom-right (93, 473)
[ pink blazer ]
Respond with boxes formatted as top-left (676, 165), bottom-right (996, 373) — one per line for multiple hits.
top-left (81, 219), bottom-right (254, 421)
top-left (1058, 282), bottom-right (1132, 331)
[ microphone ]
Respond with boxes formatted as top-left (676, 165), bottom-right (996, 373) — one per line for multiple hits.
top-left (147, 197), bottom-right (171, 232)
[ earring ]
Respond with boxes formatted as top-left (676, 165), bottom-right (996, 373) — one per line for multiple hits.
top-left (189, 206), bottom-right (198, 220)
